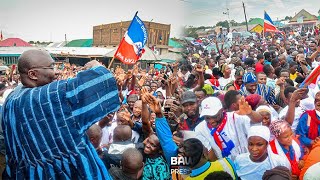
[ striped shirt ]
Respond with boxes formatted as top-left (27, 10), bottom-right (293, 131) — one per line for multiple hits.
top-left (1, 66), bottom-right (120, 179)
top-left (239, 84), bottom-right (276, 105)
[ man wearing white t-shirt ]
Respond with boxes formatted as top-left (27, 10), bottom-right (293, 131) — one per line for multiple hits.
top-left (195, 94), bottom-right (262, 161)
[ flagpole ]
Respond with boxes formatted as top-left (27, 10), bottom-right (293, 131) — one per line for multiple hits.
top-left (107, 11), bottom-right (139, 69)
top-left (263, 11), bottom-right (265, 39)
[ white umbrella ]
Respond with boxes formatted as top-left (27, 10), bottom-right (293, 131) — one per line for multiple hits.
top-left (0, 66), bottom-right (9, 71)
top-left (159, 52), bottom-right (183, 62)
top-left (105, 46), bottom-right (160, 61)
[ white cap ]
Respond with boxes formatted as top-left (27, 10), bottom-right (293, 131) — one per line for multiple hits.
top-left (200, 97), bottom-right (223, 117)
top-left (248, 126), bottom-right (270, 142)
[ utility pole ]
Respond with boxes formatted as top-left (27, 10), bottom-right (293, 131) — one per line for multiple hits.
top-left (242, 2), bottom-right (249, 31)
top-left (148, 19), bottom-right (153, 48)
top-left (223, 8), bottom-right (230, 28)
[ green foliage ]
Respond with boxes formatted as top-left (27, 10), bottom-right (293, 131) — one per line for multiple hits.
top-left (216, 20), bottom-right (229, 28)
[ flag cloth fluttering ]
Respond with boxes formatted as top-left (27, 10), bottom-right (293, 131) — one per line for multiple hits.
top-left (299, 65), bottom-right (320, 88)
top-left (114, 12), bottom-right (148, 65)
top-left (264, 11), bottom-right (282, 34)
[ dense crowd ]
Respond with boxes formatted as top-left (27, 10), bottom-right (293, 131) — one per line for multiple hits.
top-left (0, 25), bottom-right (320, 180)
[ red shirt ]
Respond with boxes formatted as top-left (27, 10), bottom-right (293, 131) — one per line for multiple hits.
top-left (255, 62), bottom-right (264, 73)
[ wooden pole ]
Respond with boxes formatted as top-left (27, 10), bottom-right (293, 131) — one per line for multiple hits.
top-left (108, 56), bottom-right (116, 69)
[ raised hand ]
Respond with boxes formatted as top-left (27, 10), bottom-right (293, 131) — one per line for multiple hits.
top-left (133, 63), bottom-right (139, 76)
top-left (276, 77), bottom-right (285, 86)
top-left (140, 87), bottom-right (149, 103)
top-left (117, 108), bottom-right (132, 124)
top-left (195, 64), bottom-right (204, 74)
top-left (145, 93), bottom-right (162, 114)
top-left (83, 60), bottom-right (102, 70)
top-left (115, 66), bottom-right (124, 76)
top-left (236, 96), bottom-right (252, 115)
top-left (290, 88), bottom-right (307, 103)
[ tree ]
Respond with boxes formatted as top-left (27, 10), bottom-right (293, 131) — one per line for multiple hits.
top-left (28, 41), bottom-right (35, 44)
top-left (285, 16), bottom-right (292, 20)
top-left (183, 27), bottom-right (198, 38)
top-left (230, 20), bottom-right (238, 27)
top-left (318, 9), bottom-right (320, 16)
top-left (216, 20), bottom-right (229, 28)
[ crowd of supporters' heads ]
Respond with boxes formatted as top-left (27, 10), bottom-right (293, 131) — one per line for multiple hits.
top-left (279, 69), bottom-right (290, 79)
top-left (205, 171), bottom-right (233, 180)
top-left (113, 125), bottom-right (132, 142)
top-left (180, 91), bottom-right (199, 118)
top-left (121, 148), bottom-right (144, 179)
top-left (263, 64), bottom-right (274, 78)
top-left (127, 94), bottom-right (139, 111)
top-left (257, 72), bottom-right (267, 85)
top-left (87, 124), bottom-right (102, 148)
top-left (182, 138), bottom-right (205, 168)
top-left (143, 134), bottom-right (161, 155)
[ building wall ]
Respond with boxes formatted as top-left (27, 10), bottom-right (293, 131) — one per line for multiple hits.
top-left (93, 21), bottom-right (171, 47)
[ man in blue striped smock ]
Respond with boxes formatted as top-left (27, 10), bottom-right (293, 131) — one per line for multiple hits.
top-left (1, 50), bottom-right (120, 179)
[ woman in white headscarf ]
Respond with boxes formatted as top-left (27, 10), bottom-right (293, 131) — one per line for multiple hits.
top-left (234, 126), bottom-right (290, 180)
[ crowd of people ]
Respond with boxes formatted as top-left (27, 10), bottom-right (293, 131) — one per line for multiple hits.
top-left (0, 25), bottom-right (320, 180)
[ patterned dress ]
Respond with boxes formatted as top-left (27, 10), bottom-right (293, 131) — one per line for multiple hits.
top-left (143, 155), bottom-right (171, 180)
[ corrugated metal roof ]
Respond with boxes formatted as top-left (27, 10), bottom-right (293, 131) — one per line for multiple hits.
top-left (65, 39), bottom-right (93, 47)
top-left (0, 47), bottom-right (114, 57)
top-left (0, 38), bottom-right (32, 47)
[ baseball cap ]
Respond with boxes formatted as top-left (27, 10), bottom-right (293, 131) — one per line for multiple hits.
top-left (200, 97), bottom-right (223, 117)
top-left (181, 91), bottom-right (197, 105)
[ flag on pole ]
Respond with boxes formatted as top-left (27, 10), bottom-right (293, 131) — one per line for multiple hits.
top-left (299, 65), bottom-right (320, 88)
top-left (264, 11), bottom-right (281, 34)
top-left (114, 12), bottom-right (148, 65)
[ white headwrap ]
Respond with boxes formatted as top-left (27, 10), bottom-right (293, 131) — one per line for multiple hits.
top-left (248, 125), bottom-right (270, 142)
top-left (256, 105), bottom-right (272, 115)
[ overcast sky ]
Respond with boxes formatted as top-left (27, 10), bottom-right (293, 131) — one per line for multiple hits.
top-left (1, 0), bottom-right (319, 42)
top-left (0, 0), bottom-right (187, 42)
top-left (185, 0), bottom-right (320, 27)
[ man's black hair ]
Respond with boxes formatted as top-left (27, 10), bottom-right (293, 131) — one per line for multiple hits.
top-left (289, 61), bottom-right (298, 67)
top-left (244, 58), bottom-right (255, 67)
top-left (212, 67), bottom-right (222, 77)
top-left (285, 79), bottom-right (294, 87)
top-left (264, 51), bottom-right (271, 61)
top-left (204, 171), bottom-right (233, 180)
top-left (295, 76), bottom-right (305, 84)
top-left (204, 74), bottom-right (212, 80)
top-left (183, 138), bottom-right (204, 168)
top-left (257, 53), bottom-right (264, 60)
top-left (224, 90), bottom-right (240, 109)
top-left (284, 86), bottom-right (296, 99)
top-left (263, 64), bottom-right (273, 76)
top-left (274, 67), bottom-right (282, 78)
top-left (280, 69), bottom-right (290, 74)
top-left (271, 59), bottom-right (279, 68)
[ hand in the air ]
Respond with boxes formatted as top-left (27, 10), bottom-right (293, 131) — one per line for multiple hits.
top-left (236, 97), bottom-right (252, 115)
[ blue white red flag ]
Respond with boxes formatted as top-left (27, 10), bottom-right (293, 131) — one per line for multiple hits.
top-left (115, 12), bottom-right (148, 64)
top-left (299, 65), bottom-right (320, 88)
top-left (264, 11), bottom-right (281, 34)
